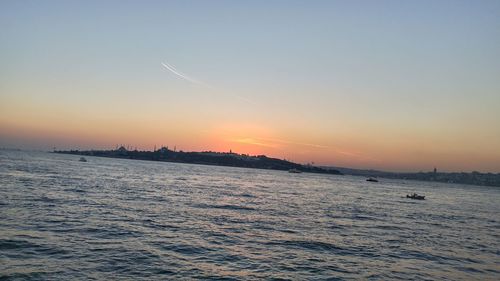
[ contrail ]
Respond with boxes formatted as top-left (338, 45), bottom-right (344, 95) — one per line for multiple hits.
top-left (161, 61), bottom-right (257, 105)
top-left (161, 62), bottom-right (209, 87)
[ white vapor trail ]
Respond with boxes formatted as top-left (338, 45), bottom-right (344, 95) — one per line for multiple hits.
top-left (161, 61), bottom-right (257, 105)
top-left (161, 62), bottom-right (209, 87)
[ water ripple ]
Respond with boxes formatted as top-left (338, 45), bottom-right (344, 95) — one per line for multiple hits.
top-left (0, 151), bottom-right (499, 280)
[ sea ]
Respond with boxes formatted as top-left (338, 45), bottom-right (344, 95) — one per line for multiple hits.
top-left (0, 150), bottom-right (499, 280)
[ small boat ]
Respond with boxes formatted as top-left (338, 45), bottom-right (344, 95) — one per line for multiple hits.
top-left (289, 168), bottom-right (302, 173)
top-left (406, 193), bottom-right (425, 200)
top-left (366, 177), bottom-right (378, 182)
top-left (79, 157), bottom-right (87, 162)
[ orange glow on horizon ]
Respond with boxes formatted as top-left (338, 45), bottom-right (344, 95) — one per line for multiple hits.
top-left (1, 114), bottom-right (500, 173)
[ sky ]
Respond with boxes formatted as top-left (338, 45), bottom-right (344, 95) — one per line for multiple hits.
top-left (1, 0), bottom-right (500, 172)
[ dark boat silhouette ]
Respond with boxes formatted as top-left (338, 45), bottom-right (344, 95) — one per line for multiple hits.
top-left (366, 177), bottom-right (378, 182)
top-left (406, 193), bottom-right (425, 200)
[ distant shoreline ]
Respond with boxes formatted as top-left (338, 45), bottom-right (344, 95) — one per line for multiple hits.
top-left (53, 147), bottom-right (343, 176)
top-left (327, 166), bottom-right (500, 188)
top-left (7, 147), bottom-right (498, 187)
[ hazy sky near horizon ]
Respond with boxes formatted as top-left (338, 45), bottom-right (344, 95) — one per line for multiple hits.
top-left (1, 0), bottom-right (500, 172)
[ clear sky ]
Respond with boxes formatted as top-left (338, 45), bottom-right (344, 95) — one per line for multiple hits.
top-left (1, 0), bottom-right (500, 172)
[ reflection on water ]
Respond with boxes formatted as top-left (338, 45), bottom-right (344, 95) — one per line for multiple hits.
top-left (0, 151), bottom-right (499, 280)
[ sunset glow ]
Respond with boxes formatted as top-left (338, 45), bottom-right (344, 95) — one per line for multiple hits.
top-left (1, 0), bottom-right (499, 172)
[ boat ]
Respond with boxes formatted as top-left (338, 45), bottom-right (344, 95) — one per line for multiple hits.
top-left (366, 177), bottom-right (378, 182)
top-left (79, 157), bottom-right (87, 162)
top-left (289, 168), bottom-right (302, 173)
top-left (406, 193), bottom-right (425, 200)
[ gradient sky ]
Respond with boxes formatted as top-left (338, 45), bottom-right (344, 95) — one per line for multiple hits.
top-left (1, 0), bottom-right (500, 172)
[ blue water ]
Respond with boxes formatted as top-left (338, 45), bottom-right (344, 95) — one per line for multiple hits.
top-left (0, 151), bottom-right (499, 280)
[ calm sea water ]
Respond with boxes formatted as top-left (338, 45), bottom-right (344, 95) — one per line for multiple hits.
top-left (0, 151), bottom-right (499, 280)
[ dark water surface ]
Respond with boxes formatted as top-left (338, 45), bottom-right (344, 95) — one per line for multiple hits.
top-left (1, 151), bottom-right (499, 280)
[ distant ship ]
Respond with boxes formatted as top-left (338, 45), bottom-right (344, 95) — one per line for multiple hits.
top-left (366, 177), bottom-right (378, 182)
top-left (289, 168), bottom-right (302, 173)
top-left (79, 157), bottom-right (87, 162)
top-left (406, 193), bottom-right (425, 200)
